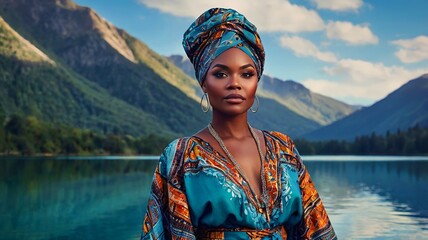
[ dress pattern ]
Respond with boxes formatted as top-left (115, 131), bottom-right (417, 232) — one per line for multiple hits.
top-left (142, 131), bottom-right (336, 239)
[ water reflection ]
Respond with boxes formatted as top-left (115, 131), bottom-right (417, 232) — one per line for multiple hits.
top-left (0, 157), bottom-right (158, 240)
top-left (305, 160), bottom-right (428, 239)
top-left (0, 157), bottom-right (427, 239)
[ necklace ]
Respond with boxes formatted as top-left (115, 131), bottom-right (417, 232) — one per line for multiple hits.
top-left (207, 123), bottom-right (270, 222)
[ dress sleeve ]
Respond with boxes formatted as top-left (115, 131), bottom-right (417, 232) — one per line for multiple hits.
top-left (290, 147), bottom-right (337, 240)
top-left (141, 138), bottom-right (196, 240)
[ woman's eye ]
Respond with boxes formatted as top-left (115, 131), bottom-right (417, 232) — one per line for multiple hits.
top-left (213, 72), bottom-right (227, 78)
top-left (242, 72), bottom-right (255, 79)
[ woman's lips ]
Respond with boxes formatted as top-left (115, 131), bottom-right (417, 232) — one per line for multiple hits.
top-left (224, 94), bottom-right (245, 103)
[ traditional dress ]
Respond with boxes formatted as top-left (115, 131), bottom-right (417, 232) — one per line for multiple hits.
top-left (141, 131), bottom-right (336, 239)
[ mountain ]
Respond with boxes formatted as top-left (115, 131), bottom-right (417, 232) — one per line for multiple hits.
top-left (258, 75), bottom-right (359, 125)
top-left (167, 55), bottom-right (357, 126)
top-left (0, 0), bottom-right (209, 136)
top-left (305, 74), bottom-right (428, 140)
top-left (247, 97), bottom-right (321, 137)
top-left (0, 0), bottom-right (357, 139)
top-left (0, 16), bottom-right (171, 136)
top-left (167, 55), bottom-right (198, 81)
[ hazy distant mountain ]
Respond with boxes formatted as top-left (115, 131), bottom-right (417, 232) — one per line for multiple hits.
top-left (258, 75), bottom-right (359, 125)
top-left (167, 55), bottom-right (197, 80)
top-left (247, 97), bottom-right (321, 138)
top-left (167, 55), bottom-right (358, 126)
top-left (305, 74), bottom-right (428, 140)
top-left (0, 0), bottom-right (209, 135)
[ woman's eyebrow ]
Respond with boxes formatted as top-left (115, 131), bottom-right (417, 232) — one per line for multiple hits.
top-left (210, 64), bottom-right (229, 70)
top-left (240, 64), bottom-right (255, 70)
top-left (210, 63), bottom-right (255, 70)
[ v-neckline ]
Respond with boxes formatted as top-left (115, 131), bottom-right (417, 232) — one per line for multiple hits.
top-left (190, 131), bottom-right (270, 167)
top-left (190, 131), bottom-right (274, 208)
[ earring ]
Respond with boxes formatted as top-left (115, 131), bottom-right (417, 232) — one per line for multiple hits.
top-left (250, 96), bottom-right (259, 113)
top-left (200, 93), bottom-right (210, 113)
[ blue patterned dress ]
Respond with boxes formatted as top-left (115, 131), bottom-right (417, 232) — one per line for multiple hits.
top-left (141, 131), bottom-right (336, 239)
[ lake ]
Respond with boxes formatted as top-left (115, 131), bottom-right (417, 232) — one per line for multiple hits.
top-left (0, 156), bottom-right (427, 239)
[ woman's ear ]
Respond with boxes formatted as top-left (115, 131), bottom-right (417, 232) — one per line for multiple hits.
top-left (202, 81), bottom-right (207, 92)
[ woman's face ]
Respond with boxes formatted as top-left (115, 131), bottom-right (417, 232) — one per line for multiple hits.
top-left (202, 48), bottom-right (258, 116)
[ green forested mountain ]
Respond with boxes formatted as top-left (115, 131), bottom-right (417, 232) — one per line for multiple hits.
top-left (0, 16), bottom-right (171, 136)
top-left (0, 0), bottom-right (208, 136)
top-left (305, 74), bottom-right (428, 140)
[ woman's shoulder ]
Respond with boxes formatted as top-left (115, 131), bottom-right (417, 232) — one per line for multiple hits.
top-left (158, 137), bottom-right (193, 177)
top-left (266, 131), bottom-right (301, 165)
top-left (265, 131), bottom-right (296, 149)
top-left (161, 137), bottom-right (190, 157)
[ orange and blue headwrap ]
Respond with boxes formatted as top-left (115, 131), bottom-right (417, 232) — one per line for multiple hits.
top-left (183, 8), bottom-right (265, 86)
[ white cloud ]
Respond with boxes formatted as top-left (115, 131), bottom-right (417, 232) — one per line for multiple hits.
top-left (313, 0), bottom-right (363, 12)
top-left (302, 59), bottom-right (428, 105)
top-left (280, 35), bottom-right (337, 62)
top-left (391, 35), bottom-right (428, 63)
top-left (326, 21), bottom-right (378, 45)
top-left (138, 0), bottom-right (324, 33)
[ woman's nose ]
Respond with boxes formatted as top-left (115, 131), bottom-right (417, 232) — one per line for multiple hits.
top-left (227, 74), bottom-right (241, 89)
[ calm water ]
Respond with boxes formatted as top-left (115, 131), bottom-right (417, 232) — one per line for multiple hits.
top-left (0, 156), bottom-right (427, 239)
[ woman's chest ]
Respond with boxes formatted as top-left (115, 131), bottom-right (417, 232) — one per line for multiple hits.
top-left (183, 154), bottom-right (302, 229)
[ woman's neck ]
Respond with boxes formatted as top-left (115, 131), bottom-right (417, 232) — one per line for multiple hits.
top-left (210, 112), bottom-right (251, 139)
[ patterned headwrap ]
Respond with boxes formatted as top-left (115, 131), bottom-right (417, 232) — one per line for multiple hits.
top-left (183, 8), bottom-right (265, 85)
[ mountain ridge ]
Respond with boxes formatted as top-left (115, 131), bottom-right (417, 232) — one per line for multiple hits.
top-left (305, 74), bottom-right (428, 140)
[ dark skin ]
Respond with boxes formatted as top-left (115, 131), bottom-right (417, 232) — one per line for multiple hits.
top-left (194, 48), bottom-right (267, 198)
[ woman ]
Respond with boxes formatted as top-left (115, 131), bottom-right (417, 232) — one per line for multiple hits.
top-left (141, 8), bottom-right (336, 240)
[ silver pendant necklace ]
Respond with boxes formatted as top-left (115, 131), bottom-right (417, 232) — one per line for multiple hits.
top-left (207, 123), bottom-right (270, 222)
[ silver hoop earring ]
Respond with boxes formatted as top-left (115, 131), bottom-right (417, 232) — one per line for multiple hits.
top-left (250, 96), bottom-right (259, 113)
top-left (200, 93), bottom-right (210, 113)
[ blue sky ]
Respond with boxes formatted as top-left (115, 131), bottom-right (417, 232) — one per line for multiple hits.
top-left (74, 0), bottom-right (428, 106)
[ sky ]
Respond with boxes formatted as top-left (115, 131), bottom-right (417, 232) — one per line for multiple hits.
top-left (74, 0), bottom-right (428, 106)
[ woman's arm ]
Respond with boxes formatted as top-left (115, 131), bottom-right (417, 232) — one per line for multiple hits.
top-left (141, 138), bottom-right (196, 240)
top-left (290, 147), bottom-right (337, 240)
top-left (269, 131), bottom-right (336, 240)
